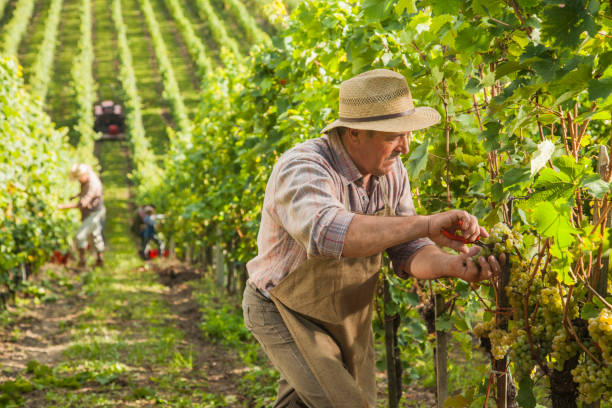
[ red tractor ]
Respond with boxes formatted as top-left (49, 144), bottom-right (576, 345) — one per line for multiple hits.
top-left (94, 100), bottom-right (125, 140)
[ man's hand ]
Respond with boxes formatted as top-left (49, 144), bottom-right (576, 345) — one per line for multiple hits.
top-left (447, 247), bottom-right (506, 282)
top-left (427, 210), bottom-right (488, 253)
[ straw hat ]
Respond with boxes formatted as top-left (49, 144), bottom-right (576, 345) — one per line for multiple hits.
top-left (321, 69), bottom-right (441, 134)
top-left (69, 163), bottom-right (90, 180)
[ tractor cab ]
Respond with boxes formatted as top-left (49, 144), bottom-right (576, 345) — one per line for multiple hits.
top-left (94, 100), bottom-right (125, 140)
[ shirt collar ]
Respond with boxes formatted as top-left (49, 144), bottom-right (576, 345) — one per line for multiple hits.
top-left (326, 129), bottom-right (379, 187)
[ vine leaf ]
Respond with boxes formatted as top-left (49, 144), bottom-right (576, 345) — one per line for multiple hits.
top-left (406, 140), bottom-right (429, 179)
top-left (581, 175), bottom-right (610, 198)
top-left (533, 201), bottom-right (575, 248)
top-left (588, 77), bottom-right (612, 101)
top-left (517, 377), bottom-right (536, 408)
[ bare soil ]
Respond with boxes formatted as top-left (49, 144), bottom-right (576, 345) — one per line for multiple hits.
top-left (153, 260), bottom-right (245, 404)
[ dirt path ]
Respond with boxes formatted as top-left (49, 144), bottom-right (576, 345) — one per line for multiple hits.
top-left (0, 136), bottom-right (245, 406)
top-left (0, 266), bottom-right (86, 380)
top-left (155, 262), bottom-right (245, 398)
top-left (0, 260), bottom-right (245, 407)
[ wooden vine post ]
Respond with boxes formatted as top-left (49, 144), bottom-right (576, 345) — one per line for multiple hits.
top-left (593, 144), bottom-right (611, 298)
top-left (214, 227), bottom-right (225, 288)
top-left (493, 258), bottom-right (518, 408)
top-left (434, 293), bottom-right (449, 408)
top-left (383, 278), bottom-right (402, 408)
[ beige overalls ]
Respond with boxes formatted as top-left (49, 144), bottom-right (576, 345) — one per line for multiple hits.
top-left (268, 178), bottom-right (393, 407)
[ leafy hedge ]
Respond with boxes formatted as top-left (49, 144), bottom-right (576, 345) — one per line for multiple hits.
top-left (71, 0), bottom-right (97, 163)
top-left (156, 0), bottom-right (612, 404)
top-left (29, 0), bottom-right (63, 102)
top-left (0, 57), bottom-right (77, 304)
top-left (1, 0), bottom-right (35, 56)
top-left (138, 0), bottom-right (191, 139)
top-left (111, 0), bottom-right (162, 198)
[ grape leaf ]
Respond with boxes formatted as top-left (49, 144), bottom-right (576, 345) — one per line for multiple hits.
top-left (517, 377), bottom-right (536, 408)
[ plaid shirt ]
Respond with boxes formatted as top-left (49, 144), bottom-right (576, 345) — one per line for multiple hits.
top-left (247, 129), bottom-right (434, 293)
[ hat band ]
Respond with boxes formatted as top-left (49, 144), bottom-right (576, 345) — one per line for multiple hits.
top-left (339, 108), bottom-right (415, 123)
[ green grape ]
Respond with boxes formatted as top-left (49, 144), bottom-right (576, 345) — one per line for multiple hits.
top-left (588, 309), bottom-right (612, 364)
top-left (489, 328), bottom-right (514, 360)
top-left (509, 331), bottom-right (537, 381)
top-left (572, 352), bottom-right (612, 403)
top-left (474, 319), bottom-right (494, 338)
top-left (550, 328), bottom-right (579, 370)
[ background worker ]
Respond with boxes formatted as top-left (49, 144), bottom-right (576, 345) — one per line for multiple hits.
top-left (58, 163), bottom-right (106, 268)
top-left (243, 69), bottom-right (504, 408)
top-left (142, 205), bottom-right (164, 259)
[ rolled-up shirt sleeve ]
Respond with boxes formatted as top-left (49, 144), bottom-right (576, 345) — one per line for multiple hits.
top-left (386, 164), bottom-right (434, 278)
top-left (273, 154), bottom-right (354, 259)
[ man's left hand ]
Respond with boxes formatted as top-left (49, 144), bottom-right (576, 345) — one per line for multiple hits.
top-left (447, 246), bottom-right (505, 282)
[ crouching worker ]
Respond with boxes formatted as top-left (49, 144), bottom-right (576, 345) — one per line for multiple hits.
top-left (59, 163), bottom-right (106, 268)
top-left (243, 69), bottom-right (504, 408)
top-left (142, 205), bottom-right (165, 259)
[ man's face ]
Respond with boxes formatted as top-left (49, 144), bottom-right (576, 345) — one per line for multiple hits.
top-left (78, 173), bottom-right (89, 184)
top-left (351, 129), bottom-right (411, 176)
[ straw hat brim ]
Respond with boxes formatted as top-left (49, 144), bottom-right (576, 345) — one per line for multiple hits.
top-left (321, 106), bottom-right (441, 134)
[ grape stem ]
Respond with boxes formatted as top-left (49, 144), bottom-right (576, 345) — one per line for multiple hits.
top-left (560, 283), bottom-right (605, 367)
top-left (522, 240), bottom-right (552, 375)
top-left (574, 258), bottom-right (612, 311)
top-left (471, 287), bottom-right (495, 313)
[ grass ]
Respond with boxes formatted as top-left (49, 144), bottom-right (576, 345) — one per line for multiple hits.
top-left (92, 0), bottom-right (121, 101)
top-left (148, 0), bottom-right (201, 113)
top-left (17, 0), bottom-right (51, 83)
top-left (46, 0), bottom-right (81, 145)
top-left (121, 0), bottom-right (171, 160)
top-left (0, 140), bottom-right (225, 406)
top-left (188, 276), bottom-right (279, 407)
top-left (176, 0), bottom-right (222, 65)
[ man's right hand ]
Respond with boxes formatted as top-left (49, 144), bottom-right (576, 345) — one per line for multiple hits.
top-left (427, 210), bottom-right (488, 253)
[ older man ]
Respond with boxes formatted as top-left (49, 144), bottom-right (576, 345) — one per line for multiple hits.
top-left (242, 69), bottom-right (502, 408)
top-left (59, 163), bottom-right (106, 267)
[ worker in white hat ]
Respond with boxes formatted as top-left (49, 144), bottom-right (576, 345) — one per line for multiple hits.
top-left (242, 69), bottom-right (504, 407)
top-left (59, 163), bottom-right (106, 268)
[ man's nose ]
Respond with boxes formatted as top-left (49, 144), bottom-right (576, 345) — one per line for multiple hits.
top-left (397, 134), bottom-right (409, 154)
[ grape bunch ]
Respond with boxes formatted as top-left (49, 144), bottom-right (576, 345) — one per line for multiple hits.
top-left (473, 320), bottom-right (515, 359)
top-left (480, 222), bottom-right (524, 255)
top-left (509, 329), bottom-right (537, 380)
top-left (550, 328), bottom-right (579, 370)
top-left (571, 350), bottom-right (612, 403)
top-left (587, 309), bottom-right (612, 363)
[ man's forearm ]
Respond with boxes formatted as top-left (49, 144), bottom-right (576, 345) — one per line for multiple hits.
top-left (342, 214), bottom-right (429, 258)
top-left (403, 245), bottom-right (454, 280)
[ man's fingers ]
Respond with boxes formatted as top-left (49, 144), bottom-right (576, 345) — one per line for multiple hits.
top-left (487, 255), bottom-right (502, 275)
top-left (467, 246), bottom-right (481, 257)
top-left (478, 256), bottom-right (493, 279)
top-left (479, 226), bottom-right (489, 239)
top-left (442, 237), bottom-right (469, 253)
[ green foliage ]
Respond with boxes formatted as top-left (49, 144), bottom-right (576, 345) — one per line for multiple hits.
top-left (0, 0), bottom-right (11, 21)
top-left (28, 0), bottom-right (63, 102)
top-left (163, 0), bottom-right (214, 79)
top-left (1, 0), bottom-right (35, 56)
top-left (71, 0), bottom-right (97, 164)
top-left (193, 0), bottom-right (244, 64)
top-left (0, 57), bottom-right (77, 298)
top-left (111, 0), bottom-right (163, 198)
top-left (155, 0), bottom-right (612, 404)
top-left (224, 0), bottom-right (272, 47)
top-left (138, 0), bottom-right (191, 138)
